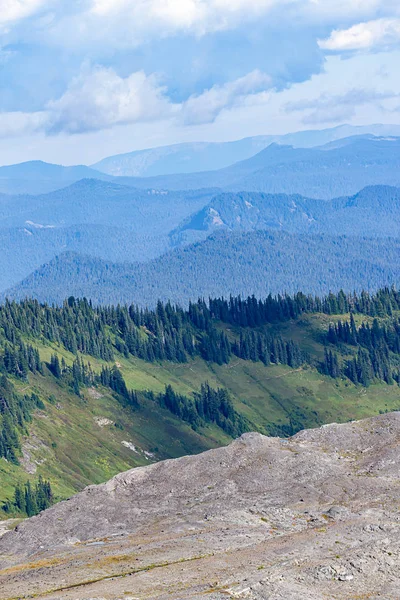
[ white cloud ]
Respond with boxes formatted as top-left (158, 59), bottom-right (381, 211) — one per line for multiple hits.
top-left (0, 110), bottom-right (46, 137)
top-left (1, 51), bottom-right (400, 164)
top-left (39, 0), bottom-right (395, 51)
top-left (0, 0), bottom-right (399, 157)
top-left (0, 0), bottom-right (50, 30)
top-left (0, 66), bottom-right (173, 138)
top-left (41, 0), bottom-right (296, 50)
top-left (285, 88), bottom-right (399, 124)
top-left (319, 18), bottom-right (400, 51)
top-left (89, 0), bottom-right (294, 35)
top-left (45, 66), bottom-right (175, 134)
top-left (0, 0), bottom-right (396, 56)
top-left (304, 0), bottom-right (391, 20)
top-left (90, 0), bottom-right (390, 30)
top-left (181, 70), bottom-right (272, 125)
top-left (0, 65), bottom-right (273, 136)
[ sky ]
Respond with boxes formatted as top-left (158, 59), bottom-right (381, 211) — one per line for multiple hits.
top-left (0, 0), bottom-right (400, 165)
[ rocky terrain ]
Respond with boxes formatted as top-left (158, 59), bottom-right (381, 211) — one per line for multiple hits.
top-left (1, 413), bottom-right (400, 599)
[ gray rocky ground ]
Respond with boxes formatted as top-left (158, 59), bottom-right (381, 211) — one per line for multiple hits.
top-left (1, 413), bottom-right (400, 599)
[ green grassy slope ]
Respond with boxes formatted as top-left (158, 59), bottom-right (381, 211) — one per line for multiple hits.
top-left (0, 366), bottom-right (230, 510)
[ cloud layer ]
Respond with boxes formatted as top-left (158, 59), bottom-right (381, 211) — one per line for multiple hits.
top-left (2, 66), bottom-right (274, 137)
top-left (181, 70), bottom-right (272, 125)
top-left (0, 0), bottom-right (399, 162)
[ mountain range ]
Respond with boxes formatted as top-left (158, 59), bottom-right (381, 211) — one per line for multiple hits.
top-left (172, 185), bottom-right (400, 244)
top-left (0, 179), bottom-right (214, 232)
top-left (93, 123), bottom-right (400, 177)
top-left (1, 134), bottom-right (400, 199)
top-left (0, 161), bottom-right (110, 195)
top-left (0, 181), bottom-right (214, 290)
top-left (1, 132), bottom-right (400, 303)
top-left (120, 136), bottom-right (400, 198)
top-left (2, 120), bottom-right (400, 597)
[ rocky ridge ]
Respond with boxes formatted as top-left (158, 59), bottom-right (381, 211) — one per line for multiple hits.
top-left (1, 413), bottom-right (400, 599)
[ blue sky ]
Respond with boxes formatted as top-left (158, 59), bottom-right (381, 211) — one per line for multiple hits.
top-left (0, 0), bottom-right (400, 165)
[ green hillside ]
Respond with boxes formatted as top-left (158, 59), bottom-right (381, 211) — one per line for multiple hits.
top-left (2, 289), bottom-right (400, 515)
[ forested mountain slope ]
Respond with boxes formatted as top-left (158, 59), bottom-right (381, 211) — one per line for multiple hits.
top-left (0, 225), bottom-right (167, 292)
top-left (0, 181), bottom-right (215, 290)
top-left (2, 289), bottom-right (400, 515)
top-left (1, 182), bottom-right (400, 294)
top-left (6, 231), bottom-right (400, 306)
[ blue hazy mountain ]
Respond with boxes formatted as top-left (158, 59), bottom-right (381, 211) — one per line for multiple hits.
top-left (1, 181), bottom-right (400, 293)
top-left (0, 179), bottom-right (215, 230)
top-left (93, 124), bottom-right (400, 177)
top-left (0, 224), bottom-right (167, 292)
top-left (0, 179), bottom-right (215, 290)
top-left (0, 160), bottom-right (111, 195)
top-left (1, 129), bottom-right (400, 197)
top-left (117, 137), bottom-right (400, 199)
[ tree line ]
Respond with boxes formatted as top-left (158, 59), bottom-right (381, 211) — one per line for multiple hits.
top-left (143, 383), bottom-right (248, 438)
top-left (2, 476), bottom-right (53, 517)
top-left (0, 296), bottom-right (306, 367)
top-left (322, 314), bottom-right (400, 386)
top-left (0, 376), bottom-right (44, 463)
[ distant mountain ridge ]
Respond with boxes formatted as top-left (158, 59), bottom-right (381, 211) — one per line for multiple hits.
top-left (1, 129), bottom-right (400, 197)
top-left (0, 179), bottom-right (215, 232)
top-left (0, 160), bottom-right (111, 195)
top-left (93, 124), bottom-right (400, 177)
top-left (172, 185), bottom-right (400, 244)
top-left (0, 179), bottom-right (215, 290)
top-left (0, 224), bottom-right (166, 292)
top-left (112, 136), bottom-right (400, 199)
top-left (1, 134), bottom-right (400, 301)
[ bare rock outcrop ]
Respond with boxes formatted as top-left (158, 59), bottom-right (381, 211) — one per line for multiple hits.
top-left (1, 413), bottom-right (400, 599)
